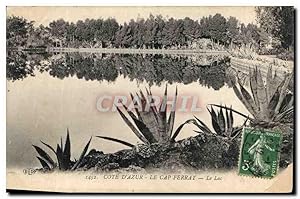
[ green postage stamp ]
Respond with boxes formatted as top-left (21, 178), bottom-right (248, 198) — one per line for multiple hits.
top-left (238, 127), bottom-right (282, 179)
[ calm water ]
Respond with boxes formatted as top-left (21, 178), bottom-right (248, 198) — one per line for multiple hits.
top-left (7, 52), bottom-right (249, 168)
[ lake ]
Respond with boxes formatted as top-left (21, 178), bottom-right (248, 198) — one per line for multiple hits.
top-left (6, 52), bottom-right (250, 168)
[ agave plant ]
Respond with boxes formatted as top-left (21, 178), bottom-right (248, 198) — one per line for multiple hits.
top-left (214, 66), bottom-right (293, 128)
top-left (97, 85), bottom-right (194, 147)
top-left (33, 129), bottom-right (92, 171)
top-left (193, 106), bottom-right (247, 141)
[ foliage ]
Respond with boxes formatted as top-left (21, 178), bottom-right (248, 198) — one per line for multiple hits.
top-left (7, 12), bottom-right (275, 52)
top-left (255, 6), bottom-right (294, 49)
top-left (214, 66), bottom-right (294, 128)
top-left (276, 48), bottom-right (294, 61)
top-left (201, 14), bottom-right (228, 45)
top-left (6, 51), bottom-right (33, 81)
top-left (193, 106), bottom-right (247, 141)
top-left (97, 86), bottom-right (194, 147)
top-left (33, 129), bottom-right (92, 170)
top-left (6, 16), bottom-right (34, 47)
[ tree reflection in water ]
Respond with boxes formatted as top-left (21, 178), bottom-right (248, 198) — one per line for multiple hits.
top-left (6, 51), bottom-right (231, 90)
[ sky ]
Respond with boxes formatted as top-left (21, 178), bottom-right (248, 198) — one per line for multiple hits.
top-left (7, 6), bottom-right (257, 26)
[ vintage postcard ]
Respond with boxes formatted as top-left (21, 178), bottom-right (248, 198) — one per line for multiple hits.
top-left (6, 6), bottom-right (294, 193)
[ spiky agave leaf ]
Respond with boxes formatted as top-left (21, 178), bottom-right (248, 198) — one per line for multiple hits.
top-left (122, 103), bottom-right (138, 120)
top-left (131, 116), bottom-right (157, 143)
top-left (116, 106), bottom-right (149, 144)
top-left (137, 90), bottom-right (160, 141)
top-left (194, 105), bottom-right (248, 140)
top-left (156, 85), bottom-right (168, 140)
top-left (194, 116), bottom-right (214, 134)
top-left (60, 137), bottom-right (63, 152)
top-left (71, 137), bottom-right (92, 170)
top-left (159, 85), bottom-right (168, 124)
top-left (230, 127), bottom-right (244, 140)
top-left (40, 140), bottom-right (56, 154)
top-left (118, 104), bottom-right (156, 144)
top-left (166, 86), bottom-right (178, 140)
top-left (139, 109), bottom-right (160, 141)
top-left (274, 72), bottom-right (294, 116)
top-left (63, 129), bottom-right (71, 166)
top-left (36, 156), bottom-right (51, 170)
top-left (124, 100), bottom-right (158, 144)
top-left (266, 66), bottom-right (282, 103)
top-left (130, 93), bottom-right (142, 120)
top-left (273, 93), bottom-right (294, 123)
top-left (225, 106), bottom-right (234, 136)
top-left (146, 88), bottom-right (164, 134)
top-left (233, 67), bottom-right (293, 124)
top-left (96, 136), bottom-right (134, 148)
top-left (56, 144), bottom-right (66, 170)
top-left (32, 145), bottom-right (55, 168)
top-left (217, 107), bottom-right (226, 134)
top-left (112, 86), bottom-right (184, 145)
top-left (232, 82), bottom-right (256, 117)
top-left (209, 104), bottom-right (252, 121)
top-left (238, 81), bottom-right (258, 116)
top-left (266, 66), bottom-right (273, 103)
top-left (274, 107), bottom-right (293, 123)
top-left (278, 93), bottom-right (293, 114)
top-left (256, 69), bottom-right (268, 120)
top-left (287, 95), bottom-right (294, 110)
top-left (267, 87), bottom-right (281, 118)
top-left (207, 106), bottom-right (222, 135)
top-left (266, 66), bottom-right (274, 103)
top-left (171, 119), bottom-right (196, 141)
top-left (145, 87), bottom-right (159, 118)
top-left (249, 67), bottom-right (259, 107)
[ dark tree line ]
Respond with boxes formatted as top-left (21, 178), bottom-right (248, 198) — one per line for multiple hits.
top-left (7, 13), bottom-right (271, 51)
top-left (7, 7), bottom-right (294, 55)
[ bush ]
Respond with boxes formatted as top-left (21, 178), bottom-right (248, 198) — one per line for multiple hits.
top-left (276, 49), bottom-right (294, 61)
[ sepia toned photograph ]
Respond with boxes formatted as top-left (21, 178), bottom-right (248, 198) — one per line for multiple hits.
top-left (6, 6), bottom-right (294, 193)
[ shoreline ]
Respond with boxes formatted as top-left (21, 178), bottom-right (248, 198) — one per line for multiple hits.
top-left (229, 56), bottom-right (293, 78)
top-left (46, 47), bottom-right (229, 55)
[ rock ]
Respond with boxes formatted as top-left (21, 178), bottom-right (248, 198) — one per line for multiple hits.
top-left (101, 163), bottom-right (120, 171)
top-left (280, 132), bottom-right (293, 168)
top-left (78, 132), bottom-right (291, 172)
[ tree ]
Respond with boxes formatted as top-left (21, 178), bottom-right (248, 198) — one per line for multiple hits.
top-left (95, 18), bottom-right (119, 47)
top-left (66, 22), bottom-right (76, 44)
top-left (144, 14), bottom-right (156, 49)
top-left (114, 22), bottom-right (134, 48)
top-left (162, 18), bottom-right (183, 48)
top-left (277, 7), bottom-right (294, 49)
top-left (199, 14), bottom-right (228, 45)
top-left (255, 6), bottom-right (294, 49)
top-left (154, 15), bottom-right (165, 49)
top-left (49, 19), bottom-right (69, 41)
top-left (27, 24), bottom-right (51, 47)
top-left (183, 17), bottom-right (201, 42)
top-left (226, 17), bottom-right (239, 46)
top-left (6, 16), bottom-right (34, 47)
top-left (209, 14), bottom-right (228, 44)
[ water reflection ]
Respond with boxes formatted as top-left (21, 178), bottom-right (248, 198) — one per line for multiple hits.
top-left (6, 51), bottom-right (51, 81)
top-left (7, 51), bottom-right (230, 90)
